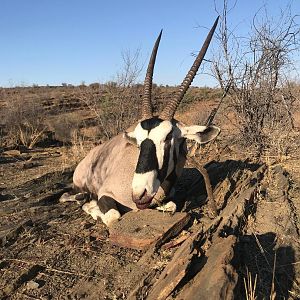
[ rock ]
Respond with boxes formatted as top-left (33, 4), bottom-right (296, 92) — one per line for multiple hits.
top-left (26, 280), bottom-right (40, 289)
top-left (23, 161), bottom-right (42, 169)
top-left (109, 209), bottom-right (191, 250)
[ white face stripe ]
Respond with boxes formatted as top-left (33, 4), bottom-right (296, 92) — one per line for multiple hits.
top-left (134, 123), bottom-right (148, 146)
top-left (148, 121), bottom-right (172, 141)
top-left (133, 120), bottom-right (174, 170)
top-left (132, 170), bottom-right (160, 197)
top-left (149, 121), bottom-right (173, 169)
top-left (131, 120), bottom-right (175, 199)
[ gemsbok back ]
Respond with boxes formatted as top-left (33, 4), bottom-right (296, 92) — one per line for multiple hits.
top-left (61, 17), bottom-right (221, 227)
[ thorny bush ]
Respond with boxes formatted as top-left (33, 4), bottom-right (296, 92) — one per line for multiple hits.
top-left (213, 1), bottom-right (300, 152)
top-left (1, 91), bottom-right (47, 148)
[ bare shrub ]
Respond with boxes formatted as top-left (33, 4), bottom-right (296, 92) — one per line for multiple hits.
top-left (213, 1), bottom-right (300, 152)
top-left (78, 49), bottom-right (144, 140)
top-left (1, 93), bottom-right (47, 148)
top-left (47, 113), bottom-right (81, 144)
top-left (0, 126), bottom-right (5, 149)
top-left (89, 82), bottom-right (100, 89)
top-left (60, 130), bottom-right (91, 170)
top-left (69, 130), bottom-right (90, 162)
top-left (116, 48), bottom-right (143, 88)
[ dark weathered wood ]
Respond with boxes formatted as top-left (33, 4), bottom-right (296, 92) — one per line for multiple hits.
top-left (146, 232), bottom-right (198, 300)
top-left (143, 165), bottom-right (266, 300)
top-left (127, 216), bottom-right (222, 300)
top-left (146, 217), bottom-right (222, 300)
top-left (176, 235), bottom-right (237, 300)
top-left (188, 157), bottom-right (217, 218)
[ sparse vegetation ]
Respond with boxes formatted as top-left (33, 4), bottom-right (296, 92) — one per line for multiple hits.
top-left (212, 1), bottom-right (300, 153)
top-left (0, 90), bottom-right (47, 148)
top-left (0, 84), bottom-right (223, 148)
top-left (47, 113), bottom-right (81, 144)
top-left (0, 5), bottom-right (300, 299)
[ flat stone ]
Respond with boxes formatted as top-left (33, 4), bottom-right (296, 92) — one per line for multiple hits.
top-left (26, 280), bottom-right (40, 290)
top-left (109, 209), bottom-right (190, 250)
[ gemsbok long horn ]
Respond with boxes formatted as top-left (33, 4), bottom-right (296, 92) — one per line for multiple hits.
top-left (159, 16), bottom-right (219, 120)
top-left (141, 30), bottom-right (163, 120)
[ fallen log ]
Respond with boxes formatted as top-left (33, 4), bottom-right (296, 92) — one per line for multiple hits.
top-left (176, 235), bottom-right (237, 300)
top-left (137, 164), bottom-right (266, 300)
top-left (145, 217), bottom-right (222, 300)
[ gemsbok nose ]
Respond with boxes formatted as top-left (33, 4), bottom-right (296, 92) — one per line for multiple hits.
top-left (132, 189), bottom-right (154, 209)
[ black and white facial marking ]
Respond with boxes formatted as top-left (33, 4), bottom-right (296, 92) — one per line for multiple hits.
top-left (129, 117), bottom-right (177, 206)
top-left (124, 117), bottom-right (221, 208)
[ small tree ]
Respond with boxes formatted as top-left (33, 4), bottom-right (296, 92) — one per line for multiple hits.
top-left (213, 1), bottom-right (300, 151)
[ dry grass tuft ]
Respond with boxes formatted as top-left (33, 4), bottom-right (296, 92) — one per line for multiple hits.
top-left (244, 267), bottom-right (258, 300)
top-left (60, 130), bottom-right (92, 170)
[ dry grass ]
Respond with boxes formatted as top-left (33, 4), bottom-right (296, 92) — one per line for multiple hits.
top-left (244, 267), bottom-right (258, 300)
top-left (59, 130), bottom-right (92, 170)
top-left (1, 95), bottom-right (47, 148)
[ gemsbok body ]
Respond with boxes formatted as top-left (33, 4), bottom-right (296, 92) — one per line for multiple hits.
top-left (62, 18), bottom-right (221, 227)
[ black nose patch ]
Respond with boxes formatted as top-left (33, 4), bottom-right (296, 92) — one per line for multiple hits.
top-left (135, 138), bottom-right (158, 173)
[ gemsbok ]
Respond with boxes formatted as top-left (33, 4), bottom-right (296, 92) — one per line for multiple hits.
top-left (61, 17), bottom-right (220, 227)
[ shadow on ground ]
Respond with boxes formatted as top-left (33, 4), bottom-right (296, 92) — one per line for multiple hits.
top-left (174, 159), bottom-right (261, 210)
top-left (234, 232), bottom-right (295, 299)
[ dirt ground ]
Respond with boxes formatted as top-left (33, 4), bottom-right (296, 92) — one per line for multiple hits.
top-left (1, 98), bottom-right (300, 299)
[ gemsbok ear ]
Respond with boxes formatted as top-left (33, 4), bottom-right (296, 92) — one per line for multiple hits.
top-left (180, 125), bottom-right (220, 144)
top-left (123, 132), bottom-right (138, 146)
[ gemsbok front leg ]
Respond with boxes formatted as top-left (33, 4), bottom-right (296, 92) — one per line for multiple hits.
top-left (82, 196), bottom-right (121, 227)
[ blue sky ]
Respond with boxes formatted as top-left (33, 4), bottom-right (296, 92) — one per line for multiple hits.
top-left (0, 0), bottom-right (299, 87)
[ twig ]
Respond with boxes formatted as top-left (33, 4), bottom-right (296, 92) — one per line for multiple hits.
top-left (5, 258), bottom-right (94, 278)
top-left (161, 231), bottom-right (190, 250)
top-left (205, 79), bottom-right (232, 126)
top-left (189, 156), bottom-right (218, 218)
top-left (270, 251), bottom-right (277, 300)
